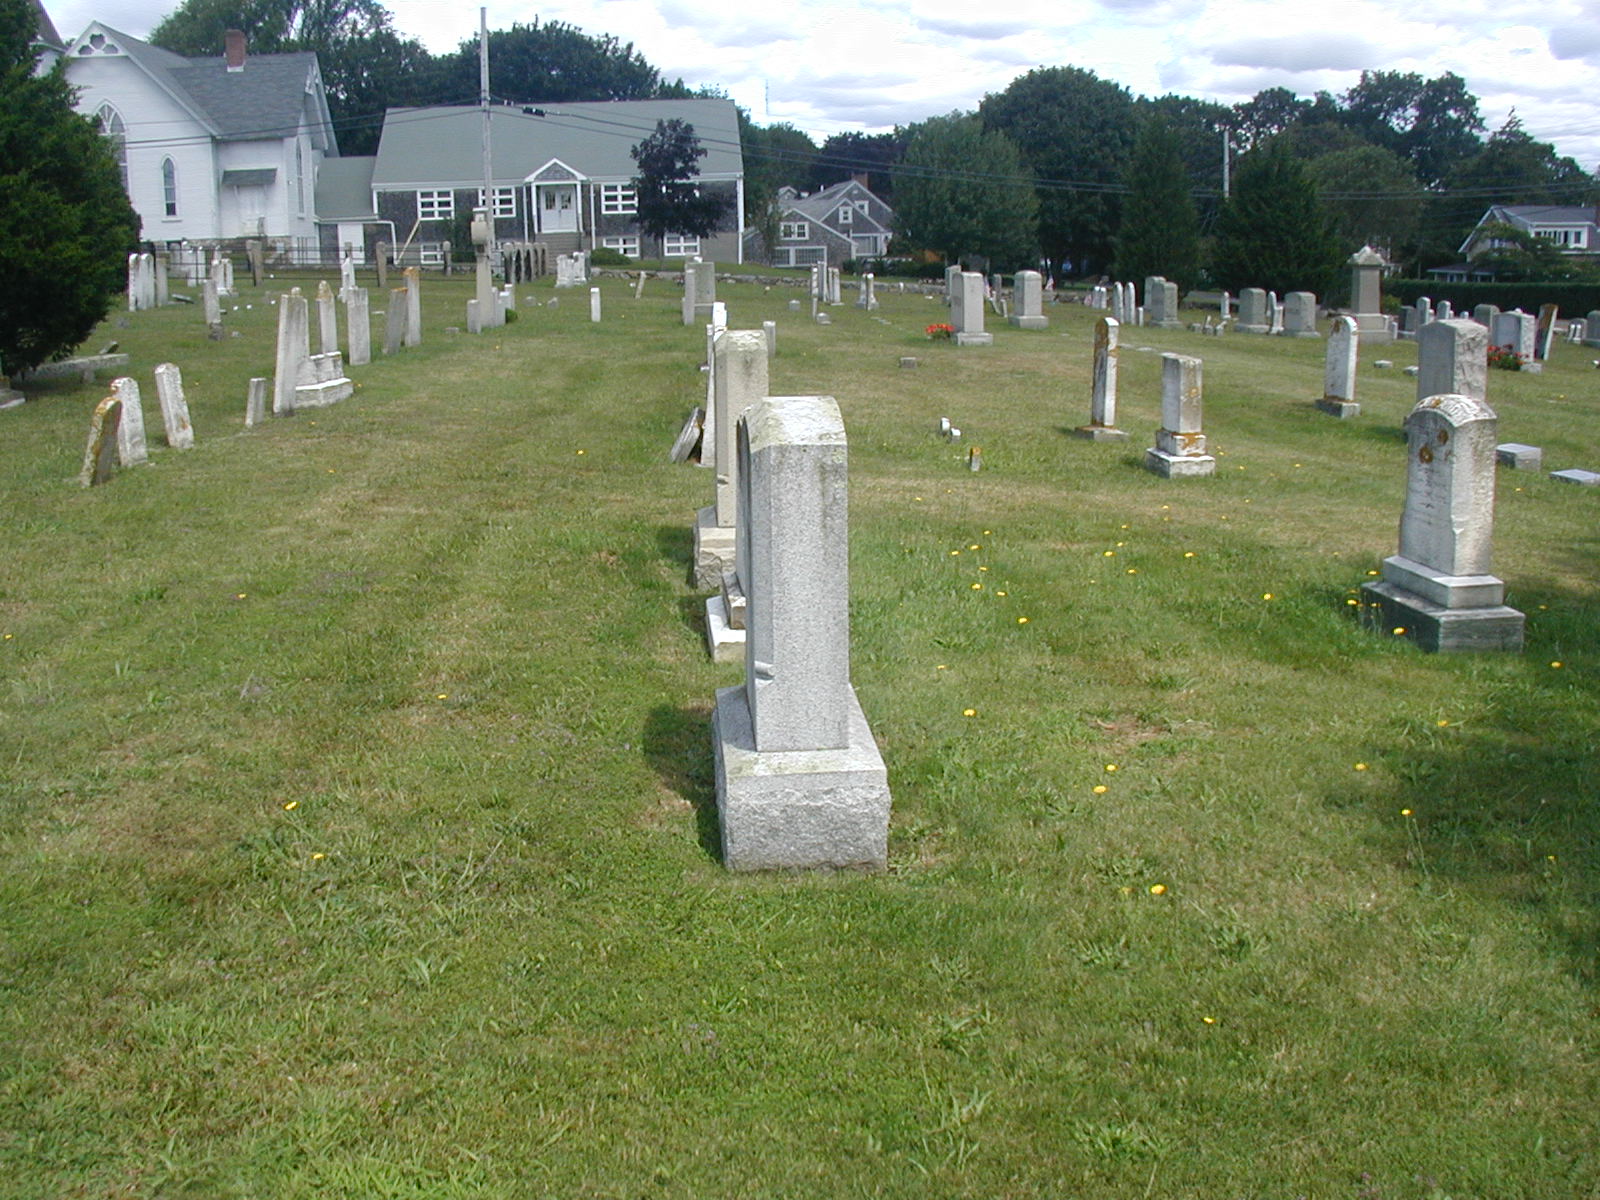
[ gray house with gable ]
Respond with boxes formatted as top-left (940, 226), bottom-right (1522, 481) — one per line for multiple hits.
top-left (369, 98), bottom-right (745, 262)
top-left (744, 178), bottom-right (895, 267)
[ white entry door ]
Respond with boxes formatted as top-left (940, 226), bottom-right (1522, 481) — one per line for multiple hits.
top-left (541, 185), bottom-right (577, 233)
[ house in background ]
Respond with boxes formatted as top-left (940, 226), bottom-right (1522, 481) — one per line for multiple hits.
top-left (1436, 204), bottom-right (1600, 280)
top-left (369, 99), bottom-right (745, 263)
top-left (743, 177), bottom-right (895, 268)
top-left (28, 0), bottom-right (64, 70)
top-left (61, 23), bottom-right (337, 246)
top-left (314, 156), bottom-right (382, 264)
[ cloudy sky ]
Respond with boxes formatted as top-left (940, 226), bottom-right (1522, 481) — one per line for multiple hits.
top-left (52, 0), bottom-right (1600, 168)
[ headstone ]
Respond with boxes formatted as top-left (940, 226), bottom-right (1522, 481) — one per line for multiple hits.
top-left (698, 326), bottom-right (722, 472)
top-left (669, 407), bottom-right (703, 463)
top-left (857, 272), bottom-right (879, 312)
top-left (1282, 292), bottom-right (1319, 337)
top-left (1565, 319), bottom-right (1585, 344)
top-left (466, 298), bottom-right (483, 335)
top-left (1495, 443), bottom-right (1541, 471)
top-left (340, 253), bottom-right (356, 301)
top-left (274, 287), bottom-right (309, 414)
top-left (952, 272), bottom-right (992, 346)
top-left (1144, 353), bottom-right (1215, 477)
top-left (316, 281), bottom-right (338, 353)
top-left (1474, 304), bottom-right (1499, 327)
top-left (1237, 288), bottom-right (1269, 334)
top-left (1267, 291), bottom-right (1284, 335)
top-left (1219, 290), bottom-right (1232, 320)
top-left (762, 319), bottom-right (776, 358)
top-left (711, 394), bottom-right (891, 871)
top-left (1074, 316), bottom-right (1127, 441)
top-left (827, 267), bottom-right (841, 305)
top-left (1490, 310), bottom-right (1536, 367)
top-left (689, 260), bottom-right (717, 322)
top-left (400, 268), bottom-right (422, 347)
top-left (1585, 310), bottom-right (1600, 348)
top-left (384, 290), bottom-right (407, 355)
top-left (110, 376), bottom-right (147, 465)
top-left (700, 330), bottom-right (770, 657)
top-left (589, 287), bottom-right (601, 323)
top-left (346, 287), bottom-right (371, 366)
top-left (474, 256), bottom-right (496, 331)
top-left (126, 253), bottom-right (141, 311)
top-left (138, 253), bottom-right (156, 311)
top-left (1348, 244), bottom-right (1391, 342)
top-left (944, 265), bottom-right (960, 307)
top-left (295, 351), bottom-right (352, 407)
top-left (1551, 468), bottom-right (1600, 486)
top-left (78, 396), bottom-right (122, 487)
top-left (246, 240), bottom-right (264, 287)
top-left (1417, 319), bottom-right (1487, 408)
top-left (375, 243), bottom-right (388, 289)
top-left (202, 279), bottom-right (222, 328)
top-left (1416, 296), bottom-right (1434, 327)
top-left (244, 377), bottom-right (268, 428)
top-left (153, 362), bottom-right (195, 449)
top-left (153, 252), bottom-right (169, 306)
top-left (1009, 270), bottom-right (1047, 329)
top-left (1317, 316), bottom-right (1360, 418)
top-left (1534, 303), bottom-right (1558, 360)
top-left (1436, 300), bottom-right (1453, 321)
top-left (1361, 393), bottom-right (1524, 652)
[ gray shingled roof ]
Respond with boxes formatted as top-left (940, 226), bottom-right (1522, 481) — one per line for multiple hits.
top-left (371, 99), bottom-right (743, 188)
top-left (1493, 205), bottom-right (1599, 225)
top-left (315, 156), bottom-right (377, 220)
top-left (31, 0), bottom-right (62, 49)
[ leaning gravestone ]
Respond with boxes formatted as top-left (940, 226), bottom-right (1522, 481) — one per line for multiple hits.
top-left (1074, 316), bottom-right (1127, 441)
top-left (244, 377), bottom-right (268, 428)
top-left (711, 394), bottom-right (891, 871)
top-left (1534, 303), bottom-right (1558, 360)
top-left (202, 279), bottom-right (222, 329)
top-left (110, 376), bottom-right (148, 466)
top-left (1417, 318), bottom-right (1486, 408)
top-left (1268, 292), bottom-right (1284, 335)
top-left (79, 395), bottom-right (123, 487)
top-left (1361, 393), bottom-right (1524, 652)
top-left (1144, 354), bottom-right (1215, 477)
top-left (153, 363), bottom-right (195, 449)
top-left (1237, 288), bottom-right (1269, 334)
top-left (1317, 315), bottom-right (1360, 418)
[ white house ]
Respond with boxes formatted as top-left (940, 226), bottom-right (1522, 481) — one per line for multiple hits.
top-left (61, 23), bottom-right (338, 245)
top-left (1459, 204), bottom-right (1600, 261)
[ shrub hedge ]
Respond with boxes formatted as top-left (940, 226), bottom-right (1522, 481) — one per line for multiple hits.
top-left (1389, 279), bottom-right (1600, 315)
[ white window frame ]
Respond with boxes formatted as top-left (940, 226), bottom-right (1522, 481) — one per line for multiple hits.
top-left (98, 103), bottom-right (127, 190)
top-left (161, 157), bottom-right (177, 217)
top-left (780, 221), bottom-right (809, 241)
top-left (417, 189), bottom-right (454, 221)
top-left (600, 183), bottom-right (637, 215)
top-left (854, 200), bottom-right (869, 215)
top-left (418, 242), bottom-right (445, 265)
top-left (476, 187), bottom-right (517, 218)
top-left (601, 235), bottom-right (640, 257)
top-left (838, 204), bottom-right (853, 225)
top-left (663, 233), bottom-right (701, 257)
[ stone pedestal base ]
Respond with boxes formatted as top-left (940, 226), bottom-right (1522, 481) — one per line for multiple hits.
top-left (1236, 324), bottom-right (1270, 334)
top-left (1316, 398), bottom-right (1360, 418)
top-left (294, 378), bottom-right (352, 407)
top-left (1495, 443), bottom-right (1542, 471)
top-left (955, 332), bottom-right (992, 347)
top-left (1008, 316), bottom-right (1048, 330)
top-left (1144, 449), bottom-right (1216, 478)
top-left (1362, 581), bottom-right (1524, 653)
top-left (1073, 424), bottom-right (1129, 442)
top-left (712, 684), bottom-right (891, 872)
top-left (705, 596), bottom-right (745, 663)
top-left (1381, 554), bottom-right (1504, 608)
top-left (692, 505), bottom-right (735, 589)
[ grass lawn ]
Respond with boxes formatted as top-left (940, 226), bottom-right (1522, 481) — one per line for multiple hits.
top-left (1, 269), bottom-right (1597, 1199)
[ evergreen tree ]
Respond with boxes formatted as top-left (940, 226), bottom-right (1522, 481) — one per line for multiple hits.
top-left (0, 0), bottom-right (139, 373)
top-left (1113, 117), bottom-right (1201, 292)
top-left (630, 119), bottom-right (731, 257)
top-left (1211, 140), bottom-right (1343, 295)
top-left (891, 113), bottom-right (1038, 270)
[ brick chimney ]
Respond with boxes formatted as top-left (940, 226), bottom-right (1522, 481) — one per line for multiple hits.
top-left (224, 29), bottom-right (245, 72)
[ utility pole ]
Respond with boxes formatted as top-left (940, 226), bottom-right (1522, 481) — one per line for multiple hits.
top-left (1221, 128), bottom-right (1231, 200)
top-left (479, 7), bottom-right (493, 263)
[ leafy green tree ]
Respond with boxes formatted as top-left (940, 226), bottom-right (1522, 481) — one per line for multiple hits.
top-left (809, 130), bottom-right (904, 198)
top-left (1339, 70), bottom-right (1483, 186)
top-left (0, 0), bottom-right (139, 372)
top-left (891, 113), bottom-right (1038, 269)
top-left (1231, 87), bottom-right (1311, 151)
top-left (1138, 93), bottom-right (1229, 232)
top-left (630, 118), bottom-right (731, 257)
top-left (1211, 140), bottom-right (1343, 295)
top-left (1306, 144), bottom-right (1425, 258)
top-left (1469, 221), bottom-right (1599, 282)
top-left (1113, 117), bottom-right (1200, 292)
top-left (979, 66), bottom-right (1135, 276)
top-left (432, 20), bottom-right (662, 104)
top-left (738, 114), bottom-right (816, 256)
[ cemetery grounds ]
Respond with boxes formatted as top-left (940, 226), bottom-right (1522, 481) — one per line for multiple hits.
top-left (1, 270), bottom-right (1597, 1198)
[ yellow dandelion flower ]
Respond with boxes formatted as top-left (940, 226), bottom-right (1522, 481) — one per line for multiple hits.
top-left (1092, 784), bottom-right (1108, 794)
top-left (1346, 598), bottom-right (1359, 606)
top-left (311, 852), bottom-right (326, 861)
top-left (970, 582), bottom-right (983, 590)
top-left (236, 592), bottom-right (247, 599)
top-left (1127, 568), bottom-right (1138, 575)
top-left (1160, 505), bottom-right (1170, 510)
top-left (1202, 1016), bottom-right (1216, 1025)
top-left (982, 530), bottom-right (991, 535)
top-left (950, 550), bottom-right (960, 556)
top-left (968, 543), bottom-right (980, 550)
top-left (1104, 763), bottom-right (1118, 773)
top-left (283, 800), bottom-right (298, 810)
top-left (1354, 762), bottom-right (1368, 771)
top-left (1262, 592), bottom-right (1274, 601)
top-left (962, 708), bottom-right (976, 717)
top-left (1017, 616), bottom-right (1029, 624)
top-left (1436, 719), bottom-right (1449, 727)
top-left (436, 692), bottom-right (448, 700)
top-left (914, 496), bottom-right (923, 501)
top-left (1367, 569), bottom-right (1380, 576)
top-left (1184, 551), bottom-right (1196, 558)
top-left (979, 565), bottom-right (990, 572)
top-left (1149, 884), bottom-right (1167, 895)
top-left (1103, 550), bottom-right (1115, 557)
top-left (2, 634), bottom-right (11, 640)
top-left (1400, 808), bottom-right (1412, 817)
top-left (1392, 626), bottom-right (1406, 635)
top-left (996, 590), bottom-right (1007, 596)
top-left (576, 449), bottom-right (586, 455)
top-left (1551, 661), bottom-right (1563, 668)
top-left (936, 664), bottom-right (947, 670)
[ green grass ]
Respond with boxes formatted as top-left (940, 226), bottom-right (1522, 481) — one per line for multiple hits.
top-left (2, 269), bottom-right (1597, 1199)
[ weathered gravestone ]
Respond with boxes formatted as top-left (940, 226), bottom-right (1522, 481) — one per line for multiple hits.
top-left (317, 281), bottom-right (338, 353)
top-left (1585, 309), bottom-right (1600, 348)
top-left (1495, 443), bottom-right (1542, 471)
top-left (1361, 393), bottom-right (1524, 652)
top-left (244, 377), bottom-right (268, 428)
top-left (273, 288), bottom-right (309, 415)
top-left (1534, 303), bottom-right (1559, 360)
top-left (202, 279), bottom-right (222, 331)
top-left (1417, 319), bottom-right (1486, 409)
top-left (1237, 288), bottom-right (1269, 334)
top-left (590, 287), bottom-right (601, 323)
top-left (110, 376), bottom-right (147, 466)
top-left (1144, 276), bottom-right (1180, 329)
top-left (762, 320), bottom-right (776, 358)
top-left (711, 394), bottom-right (891, 872)
top-left (1282, 292), bottom-right (1319, 338)
top-left (1491, 310), bottom-right (1536, 369)
top-left (153, 362), bottom-right (195, 448)
top-left (1006, 271), bottom-right (1046, 329)
top-left (1074, 316), bottom-right (1127, 441)
top-left (346, 287), bottom-right (371, 366)
top-left (1348, 244), bottom-right (1391, 342)
top-left (1474, 304), bottom-right (1499, 328)
top-left (79, 395), bottom-right (123, 487)
top-left (1317, 315), bottom-right (1360, 418)
top-left (383, 289), bottom-right (407, 356)
top-left (703, 330), bottom-right (770, 661)
top-left (857, 272), bottom-right (879, 312)
top-left (1144, 353), bottom-right (1215, 477)
top-left (952, 272), bottom-right (992, 346)
top-left (402, 268), bottom-right (422, 347)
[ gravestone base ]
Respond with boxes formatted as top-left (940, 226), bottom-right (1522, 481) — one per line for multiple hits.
top-left (1354, 314), bottom-right (1391, 343)
top-left (954, 332), bottom-right (992, 347)
top-left (1283, 329), bottom-right (1321, 339)
top-left (1361, 581), bottom-right (1525, 653)
top-left (1008, 315), bottom-right (1048, 330)
top-left (0, 383), bottom-right (24, 410)
top-left (692, 505), bottom-right (735, 588)
top-left (1151, 318), bottom-right (1183, 330)
top-left (720, 570), bottom-right (746, 629)
top-left (1236, 323), bottom-right (1270, 335)
top-left (1551, 468), bottom-right (1600, 485)
top-left (1072, 423), bottom-right (1129, 442)
top-left (712, 684), bottom-right (891, 872)
top-left (1144, 448), bottom-right (1216, 478)
top-left (705, 596), bottom-right (745, 664)
top-left (1316, 398), bottom-right (1360, 418)
top-left (1381, 554), bottom-right (1506, 609)
top-left (1496, 443), bottom-right (1542, 471)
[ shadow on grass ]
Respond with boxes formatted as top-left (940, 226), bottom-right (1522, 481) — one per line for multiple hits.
top-left (655, 522), bottom-right (693, 576)
top-left (643, 702), bottom-right (721, 861)
top-left (1329, 579), bottom-right (1600, 988)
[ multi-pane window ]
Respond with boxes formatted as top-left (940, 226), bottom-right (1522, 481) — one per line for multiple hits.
top-left (600, 183), bottom-right (637, 214)
top-left (417, 189), bottom-right (454, 220)
top-left (779, 221), bottom-right (809, 241)
top-left (476, 187), bottom-right (517, 218)
top-left (662, 233), bottom-right (701, 257)
top-left (601, 235), bottom-right (640, 257)
top-left (97, 103), bottom-right (127, 190)
top-left (838, 204), bottom-right (853, 224)
top-left (161, 158), bottom-right (177, 217)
